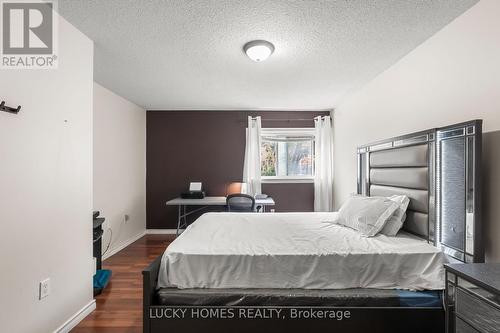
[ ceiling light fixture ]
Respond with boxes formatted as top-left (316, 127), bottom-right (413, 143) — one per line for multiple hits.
top-left (243, 40), bottom-right (275, 62)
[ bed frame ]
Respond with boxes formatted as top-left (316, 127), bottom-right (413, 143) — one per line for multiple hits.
top-left (142, 120), bottom-right (483, 333)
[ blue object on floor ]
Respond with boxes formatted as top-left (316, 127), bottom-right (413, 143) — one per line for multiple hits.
top-left (93, 269), bottom-right (112, 295)
top-left (397, 290), bottom-right (442, 307)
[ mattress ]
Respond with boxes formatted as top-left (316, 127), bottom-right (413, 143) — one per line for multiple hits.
top-left (155, 288), bottom-right (443, 307)
top-left (157, 212), bottom-right (447, 290)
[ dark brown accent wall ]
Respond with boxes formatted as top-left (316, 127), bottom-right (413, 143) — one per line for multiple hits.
top-left (147, 110), bottom-right (329, 229)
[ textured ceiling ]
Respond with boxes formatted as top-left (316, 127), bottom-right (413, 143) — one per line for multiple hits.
top-left (58, 0), bottom-right (478, 110)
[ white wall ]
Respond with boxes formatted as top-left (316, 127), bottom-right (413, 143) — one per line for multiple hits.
top-left (333, 0), bottom-right (500, 262)
top-left (93, 83), bottom-right (146, 258)
top-left (0, 15), bottom-right (94, 333)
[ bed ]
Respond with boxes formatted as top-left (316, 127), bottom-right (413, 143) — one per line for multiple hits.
top-left (157, 212), bottom-right (446, 291)
top-left (143, 120), bottom-right (484, 333)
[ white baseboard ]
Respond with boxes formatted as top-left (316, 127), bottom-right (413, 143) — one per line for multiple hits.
top-left (54, 299), bottom-right (96, 333)
top-left (103, 230), bottom-right (146, 260)
top-left (146, 229), bottom-right (178, 234)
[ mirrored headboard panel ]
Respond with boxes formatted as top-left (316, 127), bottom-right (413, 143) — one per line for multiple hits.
top-left (357, 120), bottom-right (483, 263)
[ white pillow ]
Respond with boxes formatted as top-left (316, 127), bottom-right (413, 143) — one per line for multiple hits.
top-left (379, 195), bottom-right (410, 236)
top-left (338, 195), bottom-right (399, 237)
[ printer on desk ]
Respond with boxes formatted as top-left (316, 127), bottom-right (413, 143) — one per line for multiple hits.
top-left (181, 182), bottom-right (206, 199)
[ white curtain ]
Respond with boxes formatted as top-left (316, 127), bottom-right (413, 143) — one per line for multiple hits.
top-left (314, 116), bottom-right (334, 211)
top-left (242, 116), bottom-right (262, 196)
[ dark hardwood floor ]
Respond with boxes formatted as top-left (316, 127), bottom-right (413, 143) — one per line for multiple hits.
top-left (72, 234), bottom-right (175, 333)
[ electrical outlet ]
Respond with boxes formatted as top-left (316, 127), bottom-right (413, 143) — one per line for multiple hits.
top-left (39, 278), bottom-right (50, 300)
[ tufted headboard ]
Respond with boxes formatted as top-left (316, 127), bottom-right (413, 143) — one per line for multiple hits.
top-left (357, 120), bottom-right (484, 263)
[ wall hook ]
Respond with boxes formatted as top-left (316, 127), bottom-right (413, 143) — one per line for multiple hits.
top-left (0, 101), bottom-right (21, 114)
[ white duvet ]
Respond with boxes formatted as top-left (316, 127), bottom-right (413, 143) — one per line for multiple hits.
top-left (158, 212), bottom-right (447, 290)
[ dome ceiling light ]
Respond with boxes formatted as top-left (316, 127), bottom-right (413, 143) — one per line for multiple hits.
top-left (243, 40), bottom-right (275, 62)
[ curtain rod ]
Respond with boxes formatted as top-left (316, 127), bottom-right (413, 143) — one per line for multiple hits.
top-left (244, 115), bottom-right (330, 123)
top-left (263, 118), bottom-right (315, 121)
top-left (245, 118), bottom-right (315, 122)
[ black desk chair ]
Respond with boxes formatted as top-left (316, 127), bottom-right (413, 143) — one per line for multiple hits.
top-left (226, 194), bottom-right (255, 212)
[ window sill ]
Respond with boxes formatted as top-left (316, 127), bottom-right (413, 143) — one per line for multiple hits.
top-left (261, 178), bottom-right (314, 184)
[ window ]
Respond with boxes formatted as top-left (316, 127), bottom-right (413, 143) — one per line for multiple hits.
top-left (260, 128), bottom-right (315, 183)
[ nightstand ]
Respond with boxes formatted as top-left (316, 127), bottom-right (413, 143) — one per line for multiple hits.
top-left (445, 263), bottom-right (500, 333)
